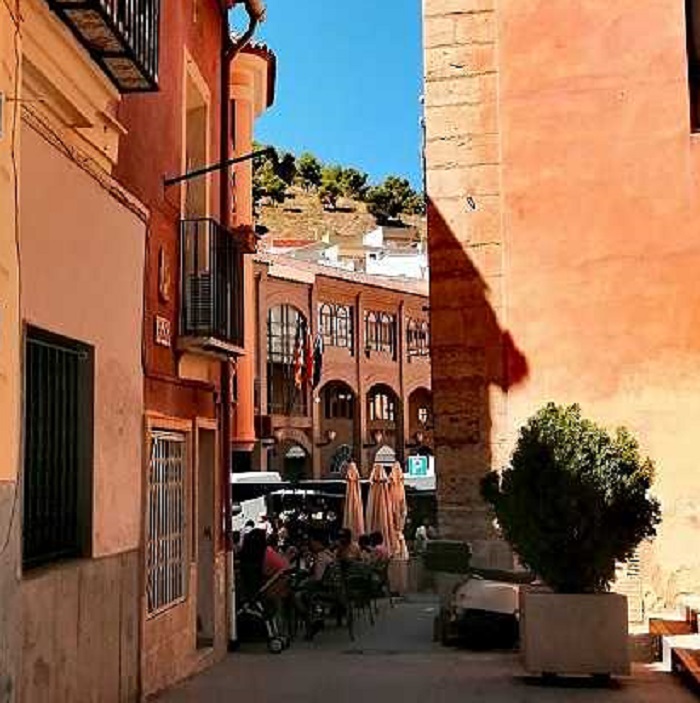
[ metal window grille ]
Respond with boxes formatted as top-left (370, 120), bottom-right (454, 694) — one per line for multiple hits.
top-left (23, 328), bottom-right (93, 569)
top-left (147, 432), bottom-right (187, 614)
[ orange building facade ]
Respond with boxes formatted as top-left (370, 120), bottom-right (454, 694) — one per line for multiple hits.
top-left (115, 3), bottom-right (273, 696)
top-left (0, 1), bottom-right (270, 700)
top-left (424, 0), bottom-right (700, 606)
top-left (252, 255), bottom-right (432, 480)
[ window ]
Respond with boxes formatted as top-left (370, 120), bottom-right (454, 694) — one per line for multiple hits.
top-left (147, 432), bottom-right (187, 614)
top-left (407, 318), bottom-right (430, 357)
top-left (23, 327), bottom-right (94, 568)
top-left (688, 0), bottom-right (700, 130)
top-left (323, 384), bottom-right (355, 419)
top-left (267, 305), bottom-right (308, 416)
top-left (364, 310), bottom-right (396, 355)
top-left (418, 407), bottom-right (430, 425)
top-left (318, 302), bottom-right (353, 351)
top-left (368, 389), bottom-right (396, 422)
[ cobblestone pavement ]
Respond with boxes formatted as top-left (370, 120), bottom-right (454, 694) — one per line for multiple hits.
top-left (157, 596), bottom-right (696, 703)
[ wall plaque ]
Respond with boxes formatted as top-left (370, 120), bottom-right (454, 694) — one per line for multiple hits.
top-left (155, 315), bottom-right (171, 347)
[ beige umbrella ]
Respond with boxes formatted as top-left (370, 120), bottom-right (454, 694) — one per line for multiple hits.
top-left (342, 462), bottom-right (365, 539)
top-left (389, 462), bottom-right (409, 560)
top-left (365, 464), bottom-right (396, 553)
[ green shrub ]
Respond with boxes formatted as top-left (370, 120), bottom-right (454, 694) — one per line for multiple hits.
top-left (481, 403), bottom-right (661, 594)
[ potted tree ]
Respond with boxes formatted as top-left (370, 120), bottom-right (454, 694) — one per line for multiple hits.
top-left (481, 403), bottom-right (661, 677)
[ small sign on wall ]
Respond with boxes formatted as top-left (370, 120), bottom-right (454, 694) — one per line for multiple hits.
top-left (155, 315), bottom-right (171, 347)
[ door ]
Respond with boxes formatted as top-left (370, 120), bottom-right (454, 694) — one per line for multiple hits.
top-left (197, 428), bottom-right (216, 648)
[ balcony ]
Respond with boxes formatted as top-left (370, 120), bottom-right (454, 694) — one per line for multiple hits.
top-left (180, 218), bottom-right (245, 356)
top-left (49, 0), bottom-right (160, 92)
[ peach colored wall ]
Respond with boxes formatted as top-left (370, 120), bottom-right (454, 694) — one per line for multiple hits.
top-left (0, 2), bottom-right (20, 486)
top-left (231, 64), bottom-right (257, 448)
top-left (425, 0), bottom-right (700, 600)
top-left (499, 0), bottom-right (700, 606)
top-left (0, 5), bottom-right (21, 695)
top-left (20, 124), bottom-right (145, 557)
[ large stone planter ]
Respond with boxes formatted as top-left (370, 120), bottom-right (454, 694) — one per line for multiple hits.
top-left (520, 589), bottom-right (630, 676)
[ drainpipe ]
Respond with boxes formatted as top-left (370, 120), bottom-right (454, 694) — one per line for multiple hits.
top-left (219, 0), bottom-right (264, 648)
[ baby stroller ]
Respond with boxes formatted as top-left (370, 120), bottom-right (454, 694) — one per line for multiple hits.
top-left (236, 567), bottom-right (292, 654)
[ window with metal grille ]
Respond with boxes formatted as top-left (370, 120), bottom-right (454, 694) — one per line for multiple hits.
top-left (23, 327), bottom-right (94, 569)
top-left (147, 432), bottom-right (187, 614)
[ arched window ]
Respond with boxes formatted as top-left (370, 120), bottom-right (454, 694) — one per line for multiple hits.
top-left (335, 305), bottom-right (353, 350)
top-left (420, 321), bottom-right (430, 356)
top-left (267, 305), bottom-right (308, 416)
top-left (364, 310), bottom-right (396, 355)
top-left (379, 313), bottom-right (395, 353)
top-left (323, 383), bottom-right (355, 420)
top-left (319, 302), bottom-right (354, 351)
top-left (407, 318), bottom-right (430, 357)
top-left (368, 387), bottom-right (396, 422)
top-left (365, 311), bottom-right (378, 350)
top-left (319, 303), bottom-right (334, 347)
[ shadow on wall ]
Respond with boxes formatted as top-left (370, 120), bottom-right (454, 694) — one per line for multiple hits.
top-left (427, 197), bottom-right (529, 542)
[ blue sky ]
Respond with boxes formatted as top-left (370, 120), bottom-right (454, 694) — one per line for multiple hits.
top-left (234, 1), bottom-right (424, 189)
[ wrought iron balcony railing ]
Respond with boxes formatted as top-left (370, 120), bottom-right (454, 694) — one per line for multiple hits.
top-left (49, 0), bottom-right (160, 92)
top-left (180, 218), bottom-right (245, 354)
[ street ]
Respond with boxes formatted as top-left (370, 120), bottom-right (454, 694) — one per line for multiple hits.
top-left (156, 596), bottom-right (695, 703)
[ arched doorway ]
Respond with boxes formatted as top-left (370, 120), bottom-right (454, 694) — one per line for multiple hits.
top-left (319, 381), bottom-right (356, 477)
top-left (329, 444), bottom-right (353, 476)
top-left (366, 383), bottom-right (401, 468)
top-left (407, 387), bottom-right (433, 455)
top-left (282, 442), bottom-right (310, 483)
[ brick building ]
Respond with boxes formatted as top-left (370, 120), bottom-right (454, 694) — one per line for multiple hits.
top-left (424, 0), bottom-right (700, 603)
top-left (251, 254), bottom-right (432, 480)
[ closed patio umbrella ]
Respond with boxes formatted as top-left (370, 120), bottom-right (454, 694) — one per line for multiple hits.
top-left (365, 464), bottom-right (395, 553)
top-left (389, 462), bottom-right (409, 560)
top-left (342, 462), bottom-right (365, 539)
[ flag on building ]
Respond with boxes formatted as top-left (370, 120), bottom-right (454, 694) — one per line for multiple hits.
top-left (305, 330), bottom-right (314, 388)
top-left (292, 324), bottom-right (303, 389)
top-left (312, 333), bottom-right (324, 389)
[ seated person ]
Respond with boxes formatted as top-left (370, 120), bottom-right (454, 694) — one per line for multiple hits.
top-left (239, 529), bottom-right (289, 606)
top-left (336, 528), bottom-right (361, 563)
top-left (358, 534), bottom-right (373, 562)
top-left (369, 531), bottom-right (391, 563)
top-left (294, 529), bottom-right (336, 639)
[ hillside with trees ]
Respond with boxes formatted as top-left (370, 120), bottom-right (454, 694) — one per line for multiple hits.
top-left (252, 145), bottom-right (426, 245)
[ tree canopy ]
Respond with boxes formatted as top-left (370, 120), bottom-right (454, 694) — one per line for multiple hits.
top-left (252, 145), bottom-right (423, 222)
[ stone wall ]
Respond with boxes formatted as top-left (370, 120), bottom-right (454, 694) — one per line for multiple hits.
top-left (423, 0), bottom-right (521, 558)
